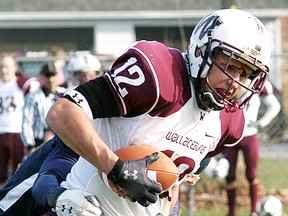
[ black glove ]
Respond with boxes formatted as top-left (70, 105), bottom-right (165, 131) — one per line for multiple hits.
top-left (107, 152), bottom-right (163, 207)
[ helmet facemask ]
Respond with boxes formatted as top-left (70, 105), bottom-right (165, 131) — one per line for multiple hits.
top-left (201, 44), bottom-right (269, 112)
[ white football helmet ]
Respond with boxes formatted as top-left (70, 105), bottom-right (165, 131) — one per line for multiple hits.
top-left (204, 156), bottom-right (229, 180)
top-left (67, 53), bottom-right (101, 73)
top-left (257, 195), bottom-right (283, 216)
top-left (187, 9), bottom-right (271, 111)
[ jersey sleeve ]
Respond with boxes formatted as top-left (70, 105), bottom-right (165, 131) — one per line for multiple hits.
top-left (103, 40), bottom-right (190, 117)
top-left (103, 43), bottom-right (160, 116)
top-left (17, 76), bottom-right (40, 95)
top-left (64, 77), bottom-right (119, 120)
top-left (260, 80), bottom-right (273, 96)
top-left (65, 41), bottom-right (190, 119)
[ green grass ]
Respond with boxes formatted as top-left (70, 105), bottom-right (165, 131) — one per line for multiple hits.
top-left (179, 157), bottom-right (288, 216)
top-left (258, 158), bottom-right (288, 190)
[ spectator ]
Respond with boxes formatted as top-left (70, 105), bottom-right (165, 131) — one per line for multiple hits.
top-left (50, 46), bottom-right (67, 86)
top-left (21, 63), bottom-right (66, 154)
top-left (224, 80), bottom-right (281, 216)
top-left (0, 53), bottom-right (39, 188)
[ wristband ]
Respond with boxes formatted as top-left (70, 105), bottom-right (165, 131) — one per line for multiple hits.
top-left (47, 186), bottom-right (67, 208)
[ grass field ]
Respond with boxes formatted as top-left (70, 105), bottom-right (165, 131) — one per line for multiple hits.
top-left (179, 156), bottom-right (288, 216)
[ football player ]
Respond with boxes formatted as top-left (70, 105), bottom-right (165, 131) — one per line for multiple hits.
top-left (66, 53), bottom-right (102, 90)
top-left (1, 9), bottom-right (272, 216)
top-left (46, 9), bottom-right (271, 216)
top-left (224, 80), bottom-right (281, 216)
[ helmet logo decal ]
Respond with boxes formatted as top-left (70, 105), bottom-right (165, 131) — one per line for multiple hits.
top-left (194, 15), bottom-right (220, 40)
top-left (254, 17), bottom-right (265, 52)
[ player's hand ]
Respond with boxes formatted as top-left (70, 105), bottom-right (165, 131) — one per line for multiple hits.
top-left (107, 152), bottom-right (163, 207)
top-left (53, 190), bottom-right (102, 216)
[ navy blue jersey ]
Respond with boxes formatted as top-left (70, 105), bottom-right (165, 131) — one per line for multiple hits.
top-left (0, 136), bottom-right (78, 216)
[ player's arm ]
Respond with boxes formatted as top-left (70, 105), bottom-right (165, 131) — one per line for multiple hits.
top-left (258, 94), bottom-right (281, 128)
top-left (47, 98), bottom-right (161, 206)
top-left (47, 49), bottom-right (158, 173)
top-left (47, 97), bottom-right (117, 174)
top-left (46, 77), bottom-right (162, 206)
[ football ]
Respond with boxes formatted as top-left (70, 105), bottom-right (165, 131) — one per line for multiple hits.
top-left (98, 145), bottom-right (179, 196)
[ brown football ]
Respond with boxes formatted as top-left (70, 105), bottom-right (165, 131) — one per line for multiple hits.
top-left (98, 145), bottom-right (179, 196)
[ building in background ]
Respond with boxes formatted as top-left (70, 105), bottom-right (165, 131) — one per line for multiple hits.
top-left (0, 0), bottom-right (286, 88)
top-left (0, 0), bottom-right (287, 126)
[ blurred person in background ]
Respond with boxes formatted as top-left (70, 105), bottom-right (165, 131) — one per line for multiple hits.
top-left (0, 53), bottom-right (39, 188)
top-left (21, 63), bottom-right (66, 155)
top-left (224, 80), bottom-right (281, 216)
top-left (66, 53), bottom-right (102, 89)
top-left (50, 46), bottom-right (67, 86)
top-left (0, 54), bottom-right (102, 215)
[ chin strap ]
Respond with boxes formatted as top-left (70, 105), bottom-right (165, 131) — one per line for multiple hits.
top-left (199, 91), bottom-right (239, 113)
top-left (200, 91), bottom-right (224, 111)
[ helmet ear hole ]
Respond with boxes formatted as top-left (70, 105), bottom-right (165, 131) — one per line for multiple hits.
top-left (195, 47), bottom-right (201, 57)
top-left (211, 48), bottom-right (221, 59)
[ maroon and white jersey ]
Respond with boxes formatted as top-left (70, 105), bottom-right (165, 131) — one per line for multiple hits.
top-left (63, 41), bottom-right (244, 215)
top-left (0, 76), bottom-right (39, 134)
